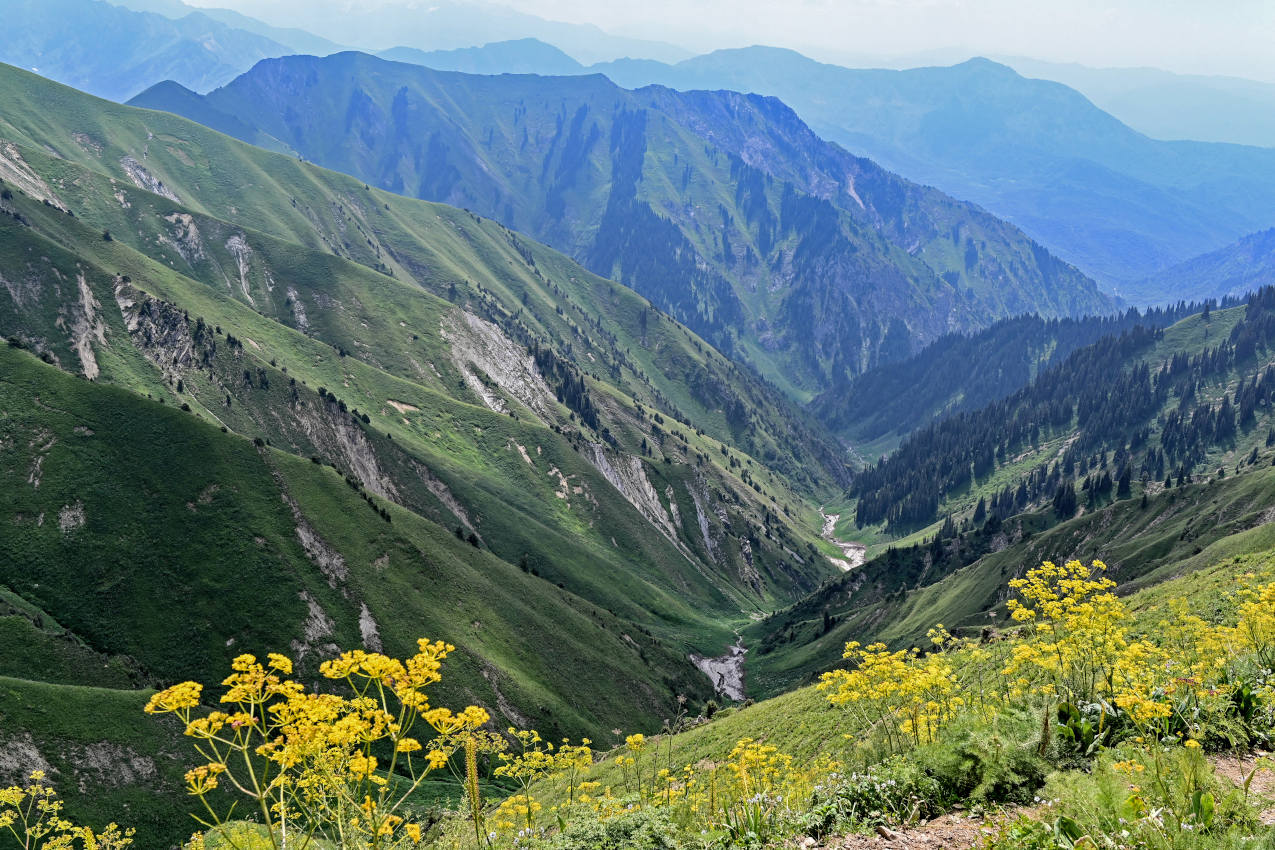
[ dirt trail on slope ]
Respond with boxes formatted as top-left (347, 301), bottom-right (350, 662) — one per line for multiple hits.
top-left (1212, 752), bottom-right (1275, 825)
top-left (811, 813), bottom-right (997, 849)
top-left (819, 506), bottom-right (866, 571)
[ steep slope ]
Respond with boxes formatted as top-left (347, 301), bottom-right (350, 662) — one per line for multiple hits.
top-left (592, 51), bottom-right (1275, 287)
top-left (1002, 57), bottom-right (1275, 149)
top-left (129, 52), bottom-right (1109, 400)
top-left (0, 63), bottom-right (857, 723)
top-left (847, 292), bottom-right (1275, 536)
top-left (0, 341), bottom-right (722, 846)
top-left (746, 448), bottom-right (1275, 697)
top-left (1125, 228), bottom-right (1275, 305)
top-left (1, 0), bottom-right (297, 102)
top-left (0, 62), bottom-right (847, 494)
top-left (812, 302), bottom-right (1204, 457)
top-left (0, 65), bottom-right (875, 842)
top-left (388, 41), bottom-right (1275, 288)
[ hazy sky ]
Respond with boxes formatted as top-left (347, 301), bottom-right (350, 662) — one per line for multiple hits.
top-left (184, 0), bottom-right (1275, 81)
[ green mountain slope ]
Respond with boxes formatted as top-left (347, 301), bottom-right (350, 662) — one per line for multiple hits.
top-left (0, 62), bottom-right (857, 749)
top-left (845, 296), bottom-right (1275, 533)
top-left (745, 293), bottom-right (1275, 694)
top-left (0, 62), bottom-right (844, 494)
top-left (588, 50), bottom-right (1275, 287)
top-left (0, 341), bottom-right (714, 727)
top-left (0, 65), bottom-right (870, 844)
top-left (128, 52), bottom-right (1108, 400)
top-left (746, 449), bottom-right (1275, 698)
top-left (387, 41), bottom-right (1275, 289)
top-left (811, 303), bottom-right (1201, 458)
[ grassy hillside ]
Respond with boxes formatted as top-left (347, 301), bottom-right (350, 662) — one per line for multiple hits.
top-left (0, 61), bottom-right (847, 495)
top-left (0, 342), bottom-right (766, 845)
top-left (812, 304), bottom-right (1202, 456)
top-left (746, 436), bottom-right (1275, 697)
top-left (3, 148), bottom-right (840, 615)
top-left (0, 63), bottom-right (913, 850)
top-left (0, 344), bottom-right (720, 727)
top-left (407, 527), bottom-right (1275, 850)
top-left (839, 298), bottom-right (1275, 541)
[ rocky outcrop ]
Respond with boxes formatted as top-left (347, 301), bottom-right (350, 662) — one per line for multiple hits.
top-left (67, 273), bottom-right (105, 380)
top-left (441, 309), bottom-right (557, 420)
top-left (0, 141), bottom-right (64, 208)
top-left (586, 444), bottom-right (694, 560)
top-left (119, 155), bottom-right (179, 202)
top-left (114, 281), bottom-right (196, 384)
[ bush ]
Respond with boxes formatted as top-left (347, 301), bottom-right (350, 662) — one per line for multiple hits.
top-left (1018, 746), bottom-right (1269, 850)
top-left (800, 758), bottom-right (947, 836)
top-left (526, 808), bottom-right (678, 850)
top-left (913, 721), bottom-right (1048, 809)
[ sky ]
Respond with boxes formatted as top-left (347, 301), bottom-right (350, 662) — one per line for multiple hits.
top-left (182, 0), bottom-right (1275, 81)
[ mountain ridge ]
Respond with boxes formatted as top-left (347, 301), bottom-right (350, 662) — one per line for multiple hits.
top-left (373, 40), bottom-right (1275, 290)
top-left (129, 50), bottom-right (1109, 399)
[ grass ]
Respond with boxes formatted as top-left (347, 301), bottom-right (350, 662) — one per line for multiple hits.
top-left (745, 452), bottom-right (1275, 697)
top-left (0, 62), bottom-right (852, 706)
top-left (0, 676), bottom-right (198, 849)
top-left (0, 87), bottom-right (840, 624)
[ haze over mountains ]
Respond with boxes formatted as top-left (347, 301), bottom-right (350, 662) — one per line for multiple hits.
top-left (999, 57), bottom-right (1275, 149)
top-left (13, 0), bottom-right (1275, 302)
top-left (111, 0), bottom-right (691, 65)
top-left (3, 0), bottom-right (305, 101)
top-left (360, 39), bottom-right (1275, 290)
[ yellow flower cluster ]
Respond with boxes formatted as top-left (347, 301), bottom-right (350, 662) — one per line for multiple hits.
top-left (819, 640), bottom-right (962, 752)
top-left (1001, 559), bottom-right (1176, 729)
top-left (144, 641), bottom-right (485, 850)
top-left (492, 728), bottom-right (596, 832)
top-left (121, 561), bottom-right (1275, 850)
top-left (0, 772), bottom-right (134, 850)
top-left (1234, 577), bottom-right (1275, 669)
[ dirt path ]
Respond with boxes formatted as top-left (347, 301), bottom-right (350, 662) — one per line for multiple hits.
top-left (689, 637), bottom-right (746, 701)
top-left (819, 507), bottom-right (867, 571)
top-left (1212, 752), bottom-right (1275, 825)
top-left (812, 813), bottom-right (998, 848)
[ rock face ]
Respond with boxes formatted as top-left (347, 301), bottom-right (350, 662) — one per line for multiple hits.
top-left (119, 156), bottom-right (180, 203)
top-left (587, 444), bottom-right (684, 552)
top-left (69, 273), bottom-right (105, 380)
top-left (57, 500), bottom-right (85, 534)
top-left (441, 309), bottom-right (557, 420)
top-left (0, 142), bottom-right (64, 208)
top-left (690, 639), bottom-right (747, 701)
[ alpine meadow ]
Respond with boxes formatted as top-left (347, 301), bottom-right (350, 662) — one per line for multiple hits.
top-left (2, 2), bottom-right (1275, 849)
